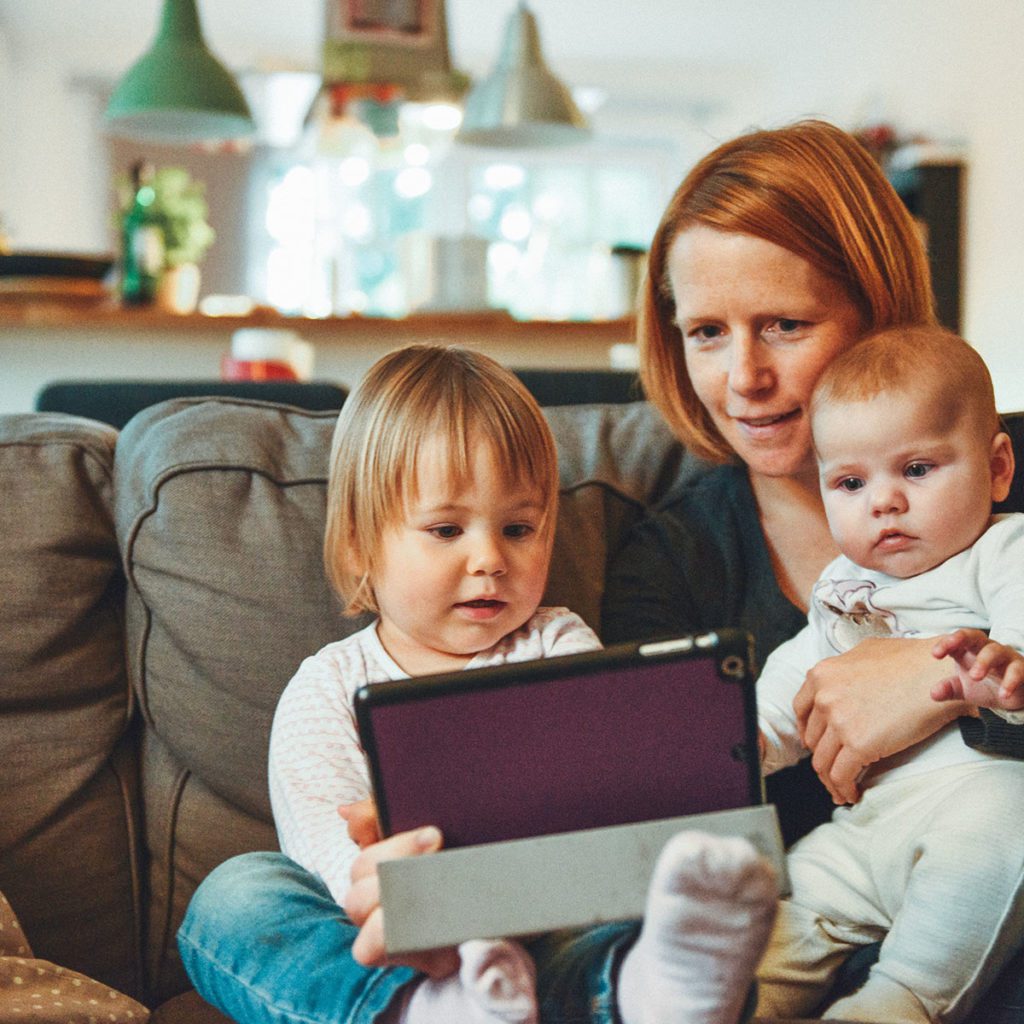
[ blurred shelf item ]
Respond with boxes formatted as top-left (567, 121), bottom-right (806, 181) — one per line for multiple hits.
top-left (0, 277), bottom-right (110, 301)
top-left (0, 252), bottom-right (116, 307)
top-left (1, 300), bottom-right (633, 416)
top-left (0, 252), bottom-right (115, 279)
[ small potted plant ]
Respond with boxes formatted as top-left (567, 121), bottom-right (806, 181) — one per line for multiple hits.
top-left (118, 165), bottom-right (215, 312)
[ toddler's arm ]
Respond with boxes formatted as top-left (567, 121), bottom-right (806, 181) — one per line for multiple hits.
top-left (268, 650), bottom-right (371, 904)
top-left (932, 628), bottom-right (1024, 722)
top-left (534, 606), bottom-right (602, 657)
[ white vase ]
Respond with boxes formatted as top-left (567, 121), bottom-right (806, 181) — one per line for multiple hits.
top-left (156, 263), bottom-right (201, 314)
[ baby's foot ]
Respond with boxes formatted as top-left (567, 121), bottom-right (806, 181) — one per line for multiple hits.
top-left (617, 831), bottom-right (777, 1024)
top-left (399, 938), bottom-right (537, 1024)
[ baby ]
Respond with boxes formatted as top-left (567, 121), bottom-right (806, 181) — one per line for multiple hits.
top-left (755, 325), bottom-right (1024, 1023)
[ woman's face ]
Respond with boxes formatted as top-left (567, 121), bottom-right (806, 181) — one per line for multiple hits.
top-left (667, 225), bottom-right (864, 481)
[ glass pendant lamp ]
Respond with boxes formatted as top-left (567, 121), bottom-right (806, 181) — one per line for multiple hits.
top-left (457, 1), bottom-right (589, 148)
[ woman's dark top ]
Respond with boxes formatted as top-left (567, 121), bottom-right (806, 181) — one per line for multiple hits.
top-left (600, 462), bottom-right (1022, 847)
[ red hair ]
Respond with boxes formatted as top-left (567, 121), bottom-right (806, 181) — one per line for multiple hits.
top-left (639, 120), bottom-right (936, 462)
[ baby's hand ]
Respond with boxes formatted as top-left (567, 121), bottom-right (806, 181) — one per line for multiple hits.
top-left (931, 628), bottom-right (1024, 711)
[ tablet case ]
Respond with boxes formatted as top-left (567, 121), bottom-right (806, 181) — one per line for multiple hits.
top-left (355, 628), bottom-right (763, 849)
top-left (354, 629), bottom-right (787, 952)
top-left (378, 805), bottom-right (788, 953)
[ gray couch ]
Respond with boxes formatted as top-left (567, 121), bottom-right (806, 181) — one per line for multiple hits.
top-left (6, 395), bottom-right (1022, 1024)
top-left (0, 396), bottom-right (700, 1022)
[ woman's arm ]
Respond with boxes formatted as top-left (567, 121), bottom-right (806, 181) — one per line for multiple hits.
top-left (793, 636), bottom-right (972, 804)
top-left (960, 709), bottom-right (1024, 754)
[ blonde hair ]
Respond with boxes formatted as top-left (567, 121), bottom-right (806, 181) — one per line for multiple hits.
top-left (638, 119), bottom-right (937, 462)
top-left (324, 344), bottom-right (560, 615)
top-left (811, 325), bottom-right (1001, 441)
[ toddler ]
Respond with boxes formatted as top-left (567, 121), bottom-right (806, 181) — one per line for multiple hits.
top-left (262, 344), bottom-right (776, 1024)
top-left (755, 326), bottom-right (1024, 1023)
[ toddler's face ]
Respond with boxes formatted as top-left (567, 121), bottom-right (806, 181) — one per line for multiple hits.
top-left (370, 438), bottom-right (552, 675)
top-left (814, 392), bottom-right (1012, 577)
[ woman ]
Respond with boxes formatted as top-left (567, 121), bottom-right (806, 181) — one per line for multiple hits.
top-left (180, 121), bottom-right (1021, 1024)
top-left (599, 118), bottom-right (1024, 1020)
top-left (603, 120), bottom-right (1020, 821)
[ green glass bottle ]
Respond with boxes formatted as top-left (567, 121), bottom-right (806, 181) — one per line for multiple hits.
top-left (120, 161), bottom-right (165, 306)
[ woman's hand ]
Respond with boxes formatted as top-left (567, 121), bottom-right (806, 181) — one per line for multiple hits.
top-left (338, 802), bottom-right (459, 978)
top-left (793, 636), bottom-right (969, 805)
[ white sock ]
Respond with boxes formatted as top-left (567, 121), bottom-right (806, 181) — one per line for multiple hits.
top-left (395, 938), bottom-right (538, 1024)
top-left (617, 831), bottom-right (778, 1024)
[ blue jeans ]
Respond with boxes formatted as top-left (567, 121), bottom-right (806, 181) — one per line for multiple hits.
top-left (178, 852), bottom-right (639, 1024)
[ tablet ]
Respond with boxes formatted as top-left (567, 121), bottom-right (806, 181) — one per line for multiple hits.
top-left (354, 628), bottom-right (762, 848)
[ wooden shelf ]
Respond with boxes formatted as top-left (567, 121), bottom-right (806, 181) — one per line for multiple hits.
top-left (0, 297), bottom-right (634, 342)
top-left (1, 298), bottom-right (637, 416)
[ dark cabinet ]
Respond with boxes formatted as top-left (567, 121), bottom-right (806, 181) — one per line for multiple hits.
top-left (890, 160), bottom-right (964, 333)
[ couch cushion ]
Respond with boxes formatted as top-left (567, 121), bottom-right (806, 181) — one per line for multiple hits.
top-left (0, 413), bottom-right (143, 1000)
top-left (113, 396), bottom-right (699, 1002)
top-left (114, 398), bottom-right (350, 1002)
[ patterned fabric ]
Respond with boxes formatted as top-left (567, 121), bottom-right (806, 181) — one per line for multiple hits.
top-left (0, 890), bottom-right (148, 1023)
top-left (269, 607), bottom-right (602, 904)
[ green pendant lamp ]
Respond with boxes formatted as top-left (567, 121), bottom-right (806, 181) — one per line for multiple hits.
top-left (457, 1), bottom-right (588, 148)
top-left (105, 0), bottom-right (254, 142)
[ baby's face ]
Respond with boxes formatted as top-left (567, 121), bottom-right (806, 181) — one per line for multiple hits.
top-left (814, 392), bottom-right (1010, 577)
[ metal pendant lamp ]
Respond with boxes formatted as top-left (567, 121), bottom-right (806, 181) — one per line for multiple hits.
top-left (105, 0), bottom-right (254, 142)
top-left (457, 1), bottom-right (589, 148)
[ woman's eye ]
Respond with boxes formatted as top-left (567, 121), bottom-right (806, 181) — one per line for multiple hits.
top-left (767, 318), bottom-right (805, 337)
top-left (905, 463), bottom-right (932, 479)
top-left (837, 477), bottom-right (864, 492)
top-left (429, 525), bottom-right (461, 539)
top-left (686, 324), bottom-right (724, 345)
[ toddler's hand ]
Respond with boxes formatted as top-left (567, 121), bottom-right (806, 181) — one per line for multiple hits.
top-left (931, 628), bottom-right (1024, 710)
top-left (343, 824), bottom-right (459, 978)
top-left (339, 798), bottom-right (382, 849)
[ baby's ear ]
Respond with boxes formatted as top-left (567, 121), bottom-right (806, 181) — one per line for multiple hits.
top-left (989, 431), bottom-right (1016, 503)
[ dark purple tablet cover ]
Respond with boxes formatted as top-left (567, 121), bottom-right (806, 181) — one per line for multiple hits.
top-left (356, 631), bottom-right (760, 848)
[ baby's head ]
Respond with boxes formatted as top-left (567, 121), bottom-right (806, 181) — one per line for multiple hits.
top-left (324, 344), bottom-right (559, 670)
top-left (810, 326), bottom-right (1015, 577)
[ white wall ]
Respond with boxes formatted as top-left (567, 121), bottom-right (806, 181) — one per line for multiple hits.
top-left (3, 1), bottom-right (1024, 405)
